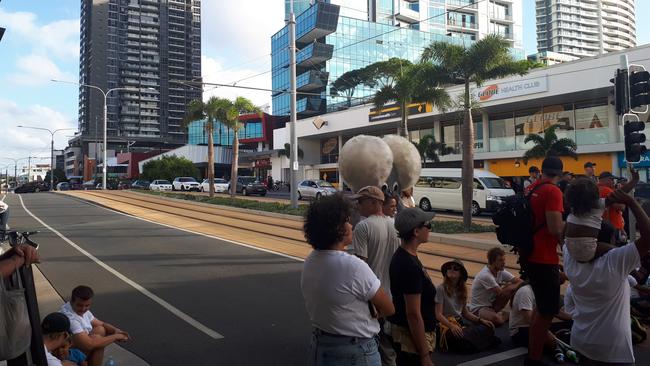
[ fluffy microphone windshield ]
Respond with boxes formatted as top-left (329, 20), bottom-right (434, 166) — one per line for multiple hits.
top-left (339, 135), bottom-right (393, 192)
top-left (382, 134), bottom-right (422, 190)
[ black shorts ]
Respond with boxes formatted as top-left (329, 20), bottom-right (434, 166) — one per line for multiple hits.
top-left (526, 262), bottom-right (560, 316)
top-left (511, 327), bottom-right (530, 348)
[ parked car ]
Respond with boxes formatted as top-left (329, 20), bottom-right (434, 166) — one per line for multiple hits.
top-left (67, 177), bottom-right (84, 190)
top-left (150, 179), bottom-right (173, 191)
top-left (82, 180), bottom-right (98, 190)
top-left (117, 180), bottom-right (131, 190)
top-left (297, 180), bottom-right (337, 200)
top-left (172, 177), bottom-right (200, 191)
top-left (228, 176), bottom-right (267, 196)
top-left (200, 178), bottom-right (229, 193)
top-left (131, 180), bottom-right (151, 190)
top-left (14, 181), bottom-right (50, 193)
top-left (56, 182), bottom-right (71, 191)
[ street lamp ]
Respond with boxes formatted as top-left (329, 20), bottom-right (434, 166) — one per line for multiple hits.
top-left (16, 126), bottom-right (76, 190)
top-left (51, 79), bottom-right (155, 190)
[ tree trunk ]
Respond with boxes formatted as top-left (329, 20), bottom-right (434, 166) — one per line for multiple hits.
top-left (230, 129), bottom-right (239, 197)
top-left (398, 100), bottom-right (409, 138)
top-left (461, 81), bottom-right (475, 232)
top-left (207, 120), bottom-right (215, 198)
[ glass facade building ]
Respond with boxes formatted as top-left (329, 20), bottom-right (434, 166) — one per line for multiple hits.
top-left (187, 119), bottom-right (265, 146)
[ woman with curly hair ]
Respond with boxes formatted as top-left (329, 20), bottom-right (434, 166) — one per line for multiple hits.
top-left (301, 194), bottom-right (395, 366)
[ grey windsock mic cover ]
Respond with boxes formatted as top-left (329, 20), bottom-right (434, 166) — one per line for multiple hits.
top-left (339, 135), bottom-right (393, 193)
top-left (382, 134), bottom-right (421, 191)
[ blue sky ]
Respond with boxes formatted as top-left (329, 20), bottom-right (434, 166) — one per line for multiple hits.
top-left (0, 0), bottom-right (648, 163)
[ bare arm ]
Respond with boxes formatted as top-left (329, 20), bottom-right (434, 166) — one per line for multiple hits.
top-left (370, 288), bottom-right (395, 318)
top-left (546, 211), bottom-right (565, 240)
top-left (405, 294), bottom-right (433, 366)
top-left (620, 169), bottom-right (640, 193)
top-left (72, 332), bottom-right (126, 353)
top-left (610, 190), bottom-right (650, 255)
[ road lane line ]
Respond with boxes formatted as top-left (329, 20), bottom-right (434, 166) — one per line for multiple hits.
top-left (456, 347), bottom-right (528, 366)
top-left (18, 194), bottom-right (225, 340)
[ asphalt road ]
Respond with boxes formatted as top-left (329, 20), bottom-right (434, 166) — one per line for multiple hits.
top-left (5, 192), bottom-right (311, 366)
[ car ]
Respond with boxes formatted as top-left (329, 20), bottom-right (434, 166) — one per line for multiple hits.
top-left (67, 177), bottom-right (84, 190)
top-left (131, 180), bottom-right (151, 190)
top-left (200, 178), bottom-right (229, 193)
top-left (82, 180), bottom-right (98, 190)
top-left (55, 182), bottom-right (71, 191)
top-left (150, 179), bottom-right (173, 191)
top-left (228, 176), bottom-right (267, 196)
top-left (172, 177), bottom-right (200, 191)
top-left (14, 181), bottom-right (50, 193)
top-left (297, 180), bottom-right (337, 200)
top-left (117, 180), bottom-right (131, 190)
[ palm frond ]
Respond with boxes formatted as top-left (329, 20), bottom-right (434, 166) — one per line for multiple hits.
top-left (373, 85), bottom-right (398, 110)
top-left (523, 133), bottom-right (545, 146)
top-left (182, 99), bottom-right (206, 128)
top-left (522, 145), bottom-right (547, 164)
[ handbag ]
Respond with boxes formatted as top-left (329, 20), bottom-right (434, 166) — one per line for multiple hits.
top-left (0, 271), bottom-right (32, 360)
top-left (438, 316), bottom-right (499, 354)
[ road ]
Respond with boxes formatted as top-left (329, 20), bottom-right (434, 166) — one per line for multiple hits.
top-left (5, 192), bottom-right (311, 365)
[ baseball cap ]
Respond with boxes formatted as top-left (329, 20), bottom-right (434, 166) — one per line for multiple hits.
top-left (350, 186), bottom-right (384, 202)
top-left (42, 312), bottom-right (70, 335)
top-left (541, 156), bottom-right (563, 175)
top-left (598, 171), bottom-right (619, 180)
top-left (528, 166), bottom-right (540, 174)
top-left (584, 162), bottom-right (597, 168)
top-left (394, 207), bottom-right (435, 235)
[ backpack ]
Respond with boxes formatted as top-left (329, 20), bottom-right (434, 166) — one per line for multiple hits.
top-left (492, 182), bottom-right (550, 265)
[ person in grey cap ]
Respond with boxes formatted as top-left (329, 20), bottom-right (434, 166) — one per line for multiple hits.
top-left (584, 162), bottom-right (597, 183)
top-left (42, 312), bottom-right (74, 366)
top-left (388, 208), bottom-right (436, 366)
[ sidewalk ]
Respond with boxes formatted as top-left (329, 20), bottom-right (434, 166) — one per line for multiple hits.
top-left (33, 265), bottom-right (149, 366)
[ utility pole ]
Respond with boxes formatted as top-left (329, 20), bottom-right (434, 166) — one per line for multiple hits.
top-left (289, 0), bottom-right (299, 208)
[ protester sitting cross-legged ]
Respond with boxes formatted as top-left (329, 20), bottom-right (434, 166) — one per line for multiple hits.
top-left (564, 189), bottom-right (650, 365)
top-left (388, 207), bottom-right (437, 366)
top-left (434, 259), bottom-right (497, 354)
top-left (60, 286), bottom-right (129, 366)
top-left (42, 312), bottom-right (76, 366)
top-left (301, 194), bottom-right (395, 366)
top-left (468, 247), bottom-right (522, 327)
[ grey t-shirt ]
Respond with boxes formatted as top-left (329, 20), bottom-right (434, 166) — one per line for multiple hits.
top-left (435, 284), bottom-right (465, 318)
top-left (351, 214), bottom-right (400, 295)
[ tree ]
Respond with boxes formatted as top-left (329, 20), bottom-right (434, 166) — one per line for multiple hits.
top-left (44, 168), bottom-right (67, 186)
top-left (212, 97), bottom-right (262, 197)
top-left (522, 124), bottom-right (578, 164)
top-left (183, 97), bottom-right (222, 197)
top-left (421, 34), bottom-right (536, 231)
top-left (330, 68), bottom-right (369, 108)
top-left (412, 134), bottom-right (453, 165)
top-left (364, 58), bottom-right (450, 138)
top-left (141, 155), bottom-right (199, 183)
top-left (278, 143), bottom-right (304, 182)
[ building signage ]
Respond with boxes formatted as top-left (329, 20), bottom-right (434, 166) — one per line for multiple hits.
top-left (473, 76), bottom-right (548, 102)
top-left (618, 151), bottom-right (650, 168)
top-left (254, 158), bottom-right (271, 168)
top-left (368, 102), bottom-right (430, 122)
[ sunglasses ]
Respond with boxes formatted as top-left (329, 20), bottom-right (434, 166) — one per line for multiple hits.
top-left (448, 265), bottom-right (462, 271)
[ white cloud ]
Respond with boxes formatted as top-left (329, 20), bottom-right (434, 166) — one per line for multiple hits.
top-left (0, 99), bottom-right (76, 163)
top-left (7, 54), bottom-right (76, 86)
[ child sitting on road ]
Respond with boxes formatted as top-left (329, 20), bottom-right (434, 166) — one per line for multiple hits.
top-left (53, 336), bottom-right (88, 366)
top-left (564, 170), bottom-right (638, 262)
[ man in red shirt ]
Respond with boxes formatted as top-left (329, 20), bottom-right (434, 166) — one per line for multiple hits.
top-left (525, 156), bottom-right (565, 366)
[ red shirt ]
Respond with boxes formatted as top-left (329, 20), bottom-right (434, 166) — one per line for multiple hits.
top-left (528, 179), bottom-right (564, 265)
top-left (599, 185), bottom-right (625, 230)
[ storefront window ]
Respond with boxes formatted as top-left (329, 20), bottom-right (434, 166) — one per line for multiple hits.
top-left (514, 105), bottom-right (574, 150)
top-left (441, 119), bottom-right (482, 154)
top-left (489, 113), bottom-right (515, 152)
top-left (575, 100), bottom-right (609, 145)
top-left (320, 137), bottom-right (339, 164)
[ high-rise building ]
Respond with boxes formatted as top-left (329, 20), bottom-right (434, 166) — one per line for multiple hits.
top-left (272, 0), bottom-right (524, 117)
top-left (76, 0), bottom-right (202, 153)
top-left (536, 0), bottom-right (636, 58)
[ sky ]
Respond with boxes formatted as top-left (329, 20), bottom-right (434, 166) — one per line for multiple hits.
top-left (0, 0), bottom-right (648, 165)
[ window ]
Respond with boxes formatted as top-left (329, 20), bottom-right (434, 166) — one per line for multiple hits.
top-left (441, 178), bottom-right (461, 189)
top-left (575, 99), bottom-right (609, 145)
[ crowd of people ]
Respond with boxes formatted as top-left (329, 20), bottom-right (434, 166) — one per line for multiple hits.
top-left (300, 156), bottom-right (650, 366)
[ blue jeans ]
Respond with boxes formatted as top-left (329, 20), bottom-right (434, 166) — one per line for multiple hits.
top-left (310, 329), bottom-right (381, 366)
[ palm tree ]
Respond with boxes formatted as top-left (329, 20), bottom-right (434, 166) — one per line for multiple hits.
top-left (523, 124), bottom-right (578, 164)
top-left (364, 58), bottom-right (450, 138)
top-left (421, 34), bottom-right (536, 231)
top-left (183, 97), bottom-right (222, 197)
top-left (412, 134), bottom-right (453, 165)
top-left (278, 143), bottom-right (304, 182)
top-left (212, 96), bottom-right (262, 197)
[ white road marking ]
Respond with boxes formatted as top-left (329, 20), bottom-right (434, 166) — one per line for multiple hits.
top-left (456, 347), bottom-right (528, 366)
top-left (1, 194), bottom-right (6, 201)
top-left (18, 194), bottom-right (225, 340)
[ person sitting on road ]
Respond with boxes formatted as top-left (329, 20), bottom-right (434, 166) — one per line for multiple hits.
top-left (383, 193), bottom-right (398, 222)
top-left (434, 259), bottom-right (496, 353)
top-left (301, 194), bottom-right (395, 366)
top-left (52, 335), bottom-right (87, 366)
top-left (468, 247), bottom-right (522, 327)
top-left (42, 312), bottom-right (76, 366)
top-left (60, 286), bottom-right (129, 366)
top-left (389, 207), bottom-right (437, 366)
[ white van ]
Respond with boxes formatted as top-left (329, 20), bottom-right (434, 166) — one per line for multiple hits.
top-left (413, 168), bottom-right (515, 215)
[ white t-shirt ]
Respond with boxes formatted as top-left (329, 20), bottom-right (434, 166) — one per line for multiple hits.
top-left (61, 302), bottom-right (96, 335)
top-left (351, 215), bottom-right (400, 295)
top-left (628, 275), bottom-right (640, 299)
top-left (301, 250), bottom-right (381, 338)
top-left (509, 284), bottom-right (535, 336)
top-left (468, 266), bottom-right (515, 312)
top-left (563, 243), bottom-right (640, 363)
top-left (45, 345), bottom-right (62, 366)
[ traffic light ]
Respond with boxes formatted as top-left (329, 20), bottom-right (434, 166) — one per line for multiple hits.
top-left (624, 121), bottom-right (647, 163)
top-left (610, 69), bottom-right (629, 115)
top-left (629, 70), bottom-right (650, 109)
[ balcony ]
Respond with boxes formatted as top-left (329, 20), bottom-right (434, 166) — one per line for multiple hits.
top-left (395, 4), bottom-right (420, 24)
top-left (490, 13), bottom-right (513, 22)
top-left (296, 42), bottom-right (334, 67)
top-left (447, 0), bottom-right (478, 11)
top-left (447, 19), bottom-right (478, 30)
top-left (295, 2), bottom-right (340, 44)
top-left (296, 70), bottom-right (329, 91)
top-left (297, 96), bottom-right (325, 115)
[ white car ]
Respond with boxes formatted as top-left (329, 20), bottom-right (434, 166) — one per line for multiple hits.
top-left (297, 180), bottom-right (337, 200)
top-left (150, 180), bottom-right (173, 191)
top-left (200, 178), bottom-right (229, 193)
top-left (172, 177), bottom-right (200, 191)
